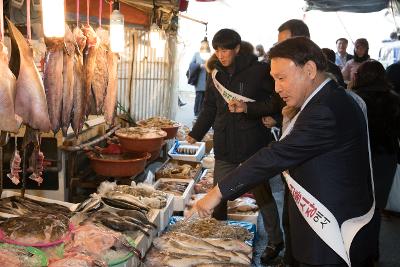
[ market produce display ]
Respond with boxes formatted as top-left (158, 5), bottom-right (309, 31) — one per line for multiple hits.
top-left (145, 231), bottom-right (251, 266)
top-left (169, 217), bottom-right (253, 241)
top-left (116, 127), bottom-right (167, 139)
top-left (156, 159), bottom-right (201, 180)
top-left (136, 117), bottom-right (180, 128)
top-left (155, 180), bottom-right (189, 196)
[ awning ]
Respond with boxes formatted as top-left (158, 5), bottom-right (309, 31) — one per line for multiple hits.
top-left (304, 0), bottom-right (391, 13)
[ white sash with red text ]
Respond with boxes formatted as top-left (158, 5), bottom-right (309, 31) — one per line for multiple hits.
top-left (211, 70), bottom-right (255, 103)
top-left (280, 91), bottom-right (375, 267)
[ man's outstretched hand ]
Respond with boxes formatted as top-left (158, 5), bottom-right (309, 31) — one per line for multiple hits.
top-left (185, 185), bottom-right (223, 219)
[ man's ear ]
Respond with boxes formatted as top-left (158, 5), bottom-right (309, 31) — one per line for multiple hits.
top-left (234, 44), bottom-right (240, 55)
top-left (304, 60), bottom-right (317, 80)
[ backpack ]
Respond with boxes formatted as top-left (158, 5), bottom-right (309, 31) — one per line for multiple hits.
top-left (186, 62), bottom-right (201, 86)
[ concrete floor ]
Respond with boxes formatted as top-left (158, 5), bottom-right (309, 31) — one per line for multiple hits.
top-left (174, 91), bottom-right (400, 267)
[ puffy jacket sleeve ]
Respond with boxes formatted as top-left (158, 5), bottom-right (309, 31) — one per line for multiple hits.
top-left (189, 75), bottom-right (217, 141)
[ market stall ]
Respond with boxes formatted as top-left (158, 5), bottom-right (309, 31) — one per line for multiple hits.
top-left (0, 0), bottom-right (262, 266)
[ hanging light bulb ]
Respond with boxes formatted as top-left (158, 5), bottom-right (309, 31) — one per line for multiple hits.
top-left (42, 0), bottom-right (65, 38)
top-left (200, 37), bottom-right (211, 60)
top-left (110, 1), bottom-right (125, 53)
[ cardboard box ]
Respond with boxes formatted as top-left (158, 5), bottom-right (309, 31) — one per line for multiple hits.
top-left (153, 178), bottom-right (194, 211)
top-left (168, 141), bottom-right (205, 162)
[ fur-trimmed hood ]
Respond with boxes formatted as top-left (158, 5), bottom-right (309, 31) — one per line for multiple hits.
top-left (205, 41), bottom-right (257, 73)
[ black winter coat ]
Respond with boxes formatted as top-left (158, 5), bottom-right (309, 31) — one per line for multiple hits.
top-left (354, 86), bottom-right (400, 207)
top-left (189, 50), bottom-right (280, 163)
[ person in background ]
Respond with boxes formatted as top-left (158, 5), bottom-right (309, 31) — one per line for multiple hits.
top-left (386, 60), bottom-right (400, 95)
top-left (189, 38), bottom-right (211, 116)
top-left (335, 38), bottom-right (353, 70)
top-left (186, 29), bottom-right (284, 264)
top-left (342, 38), bottom-right (370, 86)
top-left (188, 36), bottom-right (378, 267)
top-left (322, 48), bottom-right (346, 87)
top-left (255, 44), bottom-right (268, 63)
top-left (351, 60), bottom-right (400, 261)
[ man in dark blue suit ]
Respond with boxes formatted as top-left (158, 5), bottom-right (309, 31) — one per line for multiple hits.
top-left (187, 37), bottom-right (378, 267)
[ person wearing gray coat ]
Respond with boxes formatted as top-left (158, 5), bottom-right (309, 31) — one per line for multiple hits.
top-left (189, 39), bottom-right (210, 116)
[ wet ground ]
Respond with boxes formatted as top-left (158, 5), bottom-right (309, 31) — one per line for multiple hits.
top-left (175, 91), bottom-right (400, 267)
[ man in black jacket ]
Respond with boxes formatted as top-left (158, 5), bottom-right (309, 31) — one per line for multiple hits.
top-left (187, 37), bottom-right (378, 267)
top-left (186, 29), bottom-right (284, 262)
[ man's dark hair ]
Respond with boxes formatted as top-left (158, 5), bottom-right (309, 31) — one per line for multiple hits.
top-left (336, 38), bottom-right (348, 44)
top-left (322, 48), bottom-right (336, 62)
top-left (278, 19), bottom-right (310, 38)
top-left (212, 29), bottom-right (241, 50)
top-left (269, 37), bottom-right (327, 71)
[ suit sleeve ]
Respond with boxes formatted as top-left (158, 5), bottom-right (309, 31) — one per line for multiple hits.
top-left (218, 103), bottom-right (337, 200)
top-left (189, 76), bottom-right (217, 141)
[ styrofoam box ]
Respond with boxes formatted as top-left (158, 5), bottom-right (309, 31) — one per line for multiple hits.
top-left (153, 178), bottom-right (195, 212)
top-left (228, 210), bottom-right (259, 228)
top-left (157, 194), bottom-right (174, 235)
top-left (114, 209), bottom-right (159, 267)
top-left (168, 141), bottom-right (205, 162)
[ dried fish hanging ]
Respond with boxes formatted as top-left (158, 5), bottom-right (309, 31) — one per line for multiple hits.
top-left (0, 0), bottom-right (3, 41)
top-left (91, 0), bottom-right (109, 115)
top-left (43, 0), bottom-right (65, 134)
top-left (7, 136), bottom-right (21, 185)
top-left (20, 127), bottom-right (41, 197)
top-left (27, 0), bottom-right (32, 41)
top-left (104, 0), bottom-right (120, 125)
top-left (82, 0), bottom-right (100, 117)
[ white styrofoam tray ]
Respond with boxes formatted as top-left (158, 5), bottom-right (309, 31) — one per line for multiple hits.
top-left (168, 141), bottom-right (205, 162)
top-left (157, 194), bottom-right (174, 235)
top-left (228, 211), bottom-right (259, 228)
top-left (114, 209), bottom-right (159, 267)
top-left (153, 178), bottom-right (194, 212)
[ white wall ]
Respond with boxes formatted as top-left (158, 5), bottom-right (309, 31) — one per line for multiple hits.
top-left (177, 0), bottom-right (398, 92)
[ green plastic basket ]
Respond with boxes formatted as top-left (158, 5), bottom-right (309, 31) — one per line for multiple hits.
top-left (0, 243), bottom-right (48, 267)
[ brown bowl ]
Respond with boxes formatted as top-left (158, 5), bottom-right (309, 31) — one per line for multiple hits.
top-left (115, 127), bottom-right (167, 152)
top-left (136, 119), bottom-right (180, 140)
top-left (87, 152), bottom-right (151, 177)
top-left (117, 135), bottom-right (165, 152)
top-left (160, 125), bottom-right (180, 140)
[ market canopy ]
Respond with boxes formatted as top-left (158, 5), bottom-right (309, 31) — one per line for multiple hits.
top-left (303, 0), bottom-right (392, 13)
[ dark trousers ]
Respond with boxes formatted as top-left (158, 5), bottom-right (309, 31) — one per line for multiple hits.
top-left (298, 258), bottom-right (374, 267)
top-left (194, 91), bottom-right (205, 116)
top-left (213, 160), bottom-right (283, 244)
top-left (282, 174), bottom-right (296, 265)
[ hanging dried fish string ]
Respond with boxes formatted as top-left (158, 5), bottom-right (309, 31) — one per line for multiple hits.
top-left (77, 0), bottom-right (80, 26)
top-left (26, 0), bottom-right (32, 41)
top-left (87, 0), bottom-right (90, 25)
top-left (21, 127), bottom-right (38, 197)
top-left (99, 0), bottom-right (103, 28)
top-left (0, 0), bottom-right (4, 41)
